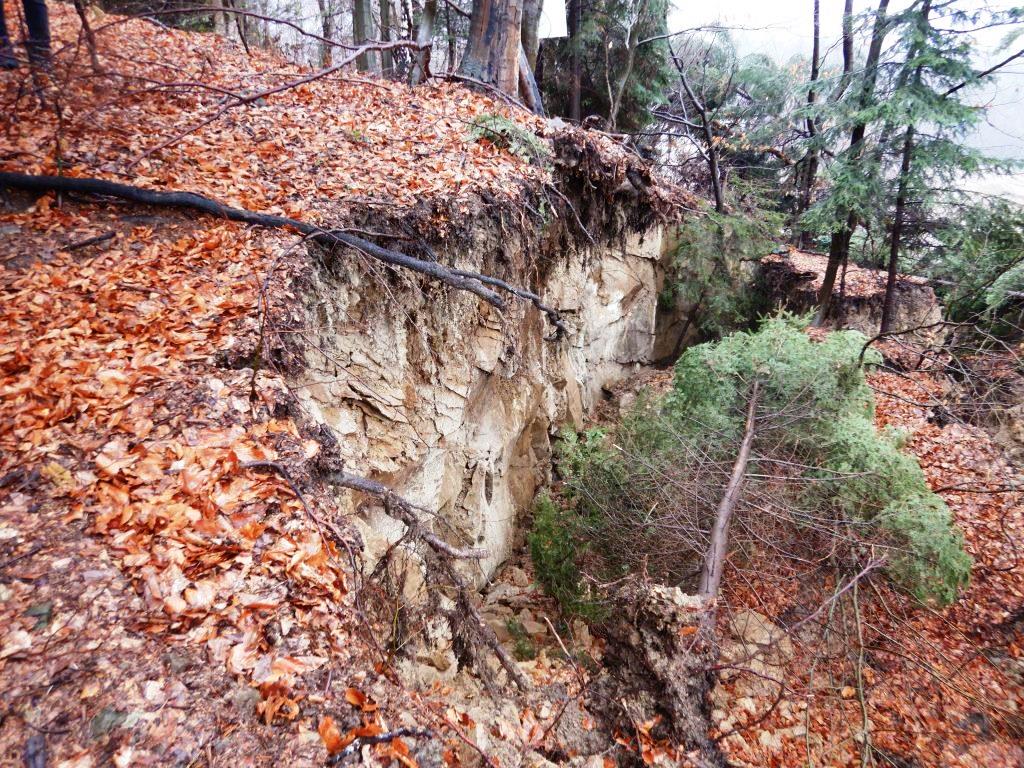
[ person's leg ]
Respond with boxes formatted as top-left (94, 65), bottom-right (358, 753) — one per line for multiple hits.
top-left (22, 0), bottom-right (50, 66)
top-left (0, 1), bottom-right (18, 68)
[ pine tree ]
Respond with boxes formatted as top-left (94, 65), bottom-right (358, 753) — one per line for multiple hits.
top-left (801, 0), bottom-right (1022, 330)
top-left (876, 1), bottom-right (1020, 332)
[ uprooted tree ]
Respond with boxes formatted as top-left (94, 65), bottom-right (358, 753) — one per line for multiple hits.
top-left (532, 315), bottom-right (971, 613)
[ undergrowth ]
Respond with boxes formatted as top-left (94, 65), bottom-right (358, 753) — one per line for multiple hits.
top-left (659, 185), bottom-right (782, 343)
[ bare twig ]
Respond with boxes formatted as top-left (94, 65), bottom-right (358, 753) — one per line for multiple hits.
top-left (66, 230), bottom-right (115, 250)
top-left (0, 544), bottom-right (45, 574)
top-left (322, 470), bottom-right (530, 691)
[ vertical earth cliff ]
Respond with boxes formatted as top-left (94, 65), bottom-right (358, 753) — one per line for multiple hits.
top-left (292, 223), bottom-right (666, 578)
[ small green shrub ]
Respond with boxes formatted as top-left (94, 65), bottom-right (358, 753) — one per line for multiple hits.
top-left (555, 426), bottom-right (614, 484)
top-left (468, 114), bottom-right (551, 165)
top-left (529, 493), bottom-right (582, 610)
top-left (661, 187), bottom-right (783, 341)
top-left (528, 492), bottom-right (604, 618)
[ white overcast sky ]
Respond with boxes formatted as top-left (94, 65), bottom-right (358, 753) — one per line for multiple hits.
top-left (667, 0), bottom-right (1024, 160)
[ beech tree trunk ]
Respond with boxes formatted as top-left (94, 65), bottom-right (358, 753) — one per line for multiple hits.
top-left (316, 0), bottom-right (334, 66)
top-left (699, 382), bottom-right (759, 600)
top-left (379, 0), bottom-right (393, 74)
top-left (815, 0), bottom-right (890, 325)
top-left (521, 0), bottom-right (541, 70)
top-left (354, 0), bottom-right (381, 74)
top-left (410, 0), bottom-right (437, 84)
top-left (460, 0), bottom-right (524, 95)
top-left (518, 45), bottom-right (545, 114)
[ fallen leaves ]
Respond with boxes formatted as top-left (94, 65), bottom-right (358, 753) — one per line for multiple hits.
top-left (0, 153), bottom-right (358, 765)
top-left (714, 358), bottom-right (1024, 767)
top-left (0, 2), bottom-right (551, 236)
top-left (763, 249), bottom-right (932, 300)
top-left (319, 715), bottom-right (346, 754)
top-left (346, 686), bottom-right (379, 713)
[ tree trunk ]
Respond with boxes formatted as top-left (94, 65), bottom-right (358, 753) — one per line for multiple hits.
top-left (607, 0), bottom-right (649, 131)
top-left (72, 0), bottom-right (101, 72)
top-left (699, 382), bottom-right (759, 599)
top-left (521, 0), bottom-right (541, 70)
top-left (518, 44), bottom-right (545, 114)
top-left (379, 0), bottom-right (393, 74)
top-left (410, 0), bottom-right (436, 84)
top-left (446, 3), bottom-right (457, 70)
top-left (880, 0), bottom-right (930, 334)
top-left (676, 63), bottom-right (726, 214)
top-left (460, 0), bottom-right (524, 94)
top-left (814, 0), bottom-right (890, 325)
top-left (222, 0), bottom-right (251, 56)
top-left (568, 0), bottom-right (581, 121)
top-left (794, 0), bottom-right (820, 247)
top-left (880, 162), bottom-right (910, 335)
top-left (316, 0), bottom-right (334, 66)
top-left (353, 0), bottom-right (381, 74)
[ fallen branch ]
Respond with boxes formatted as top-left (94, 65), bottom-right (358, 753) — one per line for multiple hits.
top-left (0, 172), bottom-right (566, 335)
top-left (326, 727), bottom-right (432, 765)
top-left (0, 544), bottom-right (45, 574)
top-left (324, 469), bottom-right (531, 691)
top-left (699, 380), bottom-right (759, 600)
top-left (326, 470), bottom-right (487, 560)
top-left (66, 230), bottom-right (115, 250)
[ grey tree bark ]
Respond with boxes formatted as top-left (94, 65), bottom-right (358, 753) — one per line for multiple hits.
top-left (521, 0), bottom-right (541, 70)
top-left (460, 0), bottom-right (524, 95)
top-left (354, 0), bottom-right (381, 74)
top-left (409, 0), bottom-right (437, 83)
top-left (699, 382), bottom-right (759, 600)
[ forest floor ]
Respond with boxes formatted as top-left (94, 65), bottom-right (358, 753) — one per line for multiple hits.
top-left (2, 3), bottom-right (1024, 767)
top-left (587, 351), bottom-right (1024, 767)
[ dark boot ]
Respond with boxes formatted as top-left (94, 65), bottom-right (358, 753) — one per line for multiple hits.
top-left (0, 1), bottom-right (18, 68)
top-left (23, 0), bottom-right (51, 67)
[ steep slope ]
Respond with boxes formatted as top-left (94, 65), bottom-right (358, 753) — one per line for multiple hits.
top-left (1, 3), bottom-right (691, 765)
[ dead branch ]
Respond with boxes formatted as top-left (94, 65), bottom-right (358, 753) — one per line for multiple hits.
top-left (699, 380), bottom-right (759, 599)
top-left (66, 230), bottom-right (115, 250)
top-left (323, 470), bottom-right (531, 691)
top-left (0, 173), bottom-right (566, 336)
top-left (325, 470), bottom-right (487, 560)
top-left (326, 727), bottom-right (432, 765)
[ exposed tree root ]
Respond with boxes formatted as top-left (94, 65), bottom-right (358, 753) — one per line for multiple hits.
top-left (324, 470), bottom-right (532, 692)
top-left (0, 172), bottom-right (567, 338)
